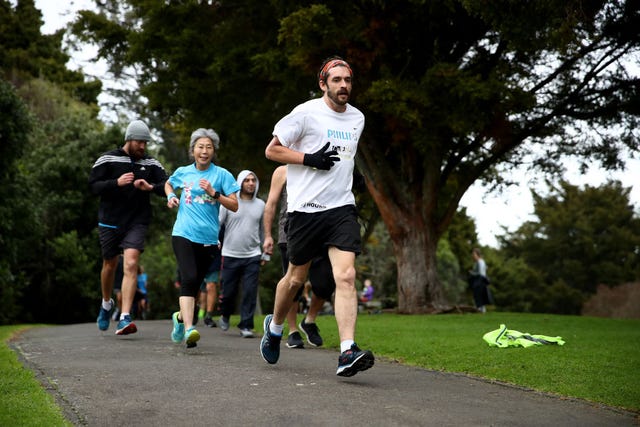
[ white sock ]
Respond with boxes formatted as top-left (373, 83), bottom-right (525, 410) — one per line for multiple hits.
top-left (102, 300), bottom-right (113, 310)
top-left (120, 312), bottom-right (130, 321)
top-left (341, 340), bottom-right (355, 353)
top-left (269, 321), bottom-right (283, 336)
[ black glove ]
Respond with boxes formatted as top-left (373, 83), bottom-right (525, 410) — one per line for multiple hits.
top-left (303, 142), bottom-right (340, 170)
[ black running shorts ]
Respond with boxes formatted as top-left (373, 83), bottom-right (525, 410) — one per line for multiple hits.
top-left (286, 205), bottom-right (361, 266)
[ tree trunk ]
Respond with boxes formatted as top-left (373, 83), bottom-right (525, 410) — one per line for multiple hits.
top-left (365, 173), bottom-right (451, 313)
top-left (392, 223), bottom-right (449, 314)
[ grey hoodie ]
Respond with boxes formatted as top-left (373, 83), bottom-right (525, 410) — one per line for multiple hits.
top-left (219, 170), bottom-right (265, 258)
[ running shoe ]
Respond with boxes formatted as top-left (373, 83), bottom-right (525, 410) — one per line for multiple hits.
top-left (171, 311), bottom-right (185, 343)
top-left (240, 328), bottom-right (255, 338)
top-left (299, 319), bottom-right (323, 347)
top-left (97, 298), bottom-right (114, 331)
top-left (286, 331), bottom-right (304, 349)
top-left (260, 314), bottom-right (281, 364)
top-left (204, 316), bottom-right (217, 328)
top-left (336, 344), bottom-right (375, 377)
top-left (219, 316), bottom-right (230, 331)
top-left (115, 314), bottom-right (137, 335)
top-left (185, 327), bottom-right (200, 348)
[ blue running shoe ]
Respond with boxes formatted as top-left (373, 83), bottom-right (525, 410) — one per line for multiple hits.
top-left (336, 343), bottom-right (375, 377)
top-left (171, 312), bottom-right (185, 343)
top-left (115, 314), bottom-right (137, 335)
top-left (260, 314), bottom-right (282, 364)
top-left (97, 298), bottom-right (114, 331)
top-left (185, 327), bottom-right (200, 348)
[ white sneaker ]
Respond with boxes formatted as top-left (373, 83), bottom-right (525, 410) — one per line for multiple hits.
top-left (240, 328), bottom-right (254, 338)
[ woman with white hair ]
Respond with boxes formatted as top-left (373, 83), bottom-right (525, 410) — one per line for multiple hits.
top-left (165, 128), bottom-right (239, 348)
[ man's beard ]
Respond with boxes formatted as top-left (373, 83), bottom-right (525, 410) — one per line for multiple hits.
top-left (328, 88), bottom-right (349, 105)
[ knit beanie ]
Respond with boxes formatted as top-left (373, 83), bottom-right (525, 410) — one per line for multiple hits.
top-left (189, 128), bottom-right (220, 153)
top-left (125, 120), bottom-right (151, 142)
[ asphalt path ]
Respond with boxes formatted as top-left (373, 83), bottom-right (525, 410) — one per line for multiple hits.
top-left (10, 320), bottom-right (638, 426)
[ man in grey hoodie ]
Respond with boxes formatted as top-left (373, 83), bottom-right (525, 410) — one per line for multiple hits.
top-left (218, 170), bottom-right (266, 337)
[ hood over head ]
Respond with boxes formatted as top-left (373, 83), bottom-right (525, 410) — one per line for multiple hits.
top-left (237, 169), bottom-right (259, 199)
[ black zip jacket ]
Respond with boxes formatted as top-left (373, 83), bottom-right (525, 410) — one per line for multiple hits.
top-left (89, 148), bottom-right (168, 228)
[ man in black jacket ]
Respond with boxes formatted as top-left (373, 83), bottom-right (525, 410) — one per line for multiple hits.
top-left (89, 120), bottom-right (168, 335)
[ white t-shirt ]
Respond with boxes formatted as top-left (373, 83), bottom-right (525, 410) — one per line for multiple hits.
top-left (273, 98), bottom-right (365, 213)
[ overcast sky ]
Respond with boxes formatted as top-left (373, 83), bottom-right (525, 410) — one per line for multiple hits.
top-left (35, 0), bottom-right (640, 247)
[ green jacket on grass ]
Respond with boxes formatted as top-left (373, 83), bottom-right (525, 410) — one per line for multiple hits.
top-left (483, 324), bottom-right (565, 348)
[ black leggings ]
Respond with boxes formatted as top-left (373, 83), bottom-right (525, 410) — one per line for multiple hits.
top-left (172, 236), bottom-right (218, 298)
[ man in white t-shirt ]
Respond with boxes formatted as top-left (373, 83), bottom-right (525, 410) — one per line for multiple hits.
top-left (260, 56), bottom-right (374, 377)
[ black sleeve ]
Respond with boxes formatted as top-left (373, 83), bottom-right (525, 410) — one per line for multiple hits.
top-left (151, 162), bottom-right (169, 197)
top-left (88, 161), bottom-right (118, 196)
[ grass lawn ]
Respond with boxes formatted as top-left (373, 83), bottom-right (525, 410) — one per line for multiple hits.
top-left (0, 325), bottom-right (71, 427)
top-left (310, 311), bottom-right (640, 412)
top-left (1, 312), bottom-right (638, 425)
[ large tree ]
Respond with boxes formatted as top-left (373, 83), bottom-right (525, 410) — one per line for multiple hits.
top-left (0, 0), bottom-right (102, 105)
top-left (494, 180), bottom-right (640, 314)
top-left (72, 1), bottom-right (640, 313)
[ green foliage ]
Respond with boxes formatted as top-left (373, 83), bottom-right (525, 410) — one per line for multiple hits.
top-left (0, 78), bottom-right (32, 324)
top-left (436, 238), bottom-right (468, 304)
top-left (497, 181), bottom-right (640, 314)
top-left (0, 78), bottom-right (110, 324)
top-left (0, 0), bottom-right (101, 106)
top-left (71, 0), bottom-right (287, 181)
top-left (0, 78), bottom-right (31, 171)
top-left (484, 251), bottom-right (544, 313)
top-left (356, 221), bottom-right (397, 306)
top-left (444, 207), bottom-right (479, 274)
top-left (0, 266), bottom-right (25, 325)
top-left (48, 232), bottom-right (99, 323)
top-left (138, 234), bottom-right (179, 320)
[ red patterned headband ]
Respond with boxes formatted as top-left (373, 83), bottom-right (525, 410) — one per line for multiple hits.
top-left (319, 59), bottom-right (353, 82)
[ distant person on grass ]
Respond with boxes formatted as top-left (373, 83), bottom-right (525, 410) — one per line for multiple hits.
top-left (260, 56), bottom-right (374, 377)
top-left (360, 279), bottom-right (374, 303)
top-left (165, 128), bottom-right (239, 348)
top-left (468, 248), bottom-right (491, 313)
top-left (90, 120), bottom-right (168, 336)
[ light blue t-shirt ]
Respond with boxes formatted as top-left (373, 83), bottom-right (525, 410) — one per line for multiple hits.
top-left (137, 273), bottom-right (148, 294)
top-left (169, 163), bottom-right (240, 245)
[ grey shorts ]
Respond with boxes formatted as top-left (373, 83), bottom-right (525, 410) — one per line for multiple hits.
top-left (98, 223), bottom-right (147, 260)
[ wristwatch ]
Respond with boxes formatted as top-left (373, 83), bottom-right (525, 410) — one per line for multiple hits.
top-left (213, 191), bottom-right (221, 199)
